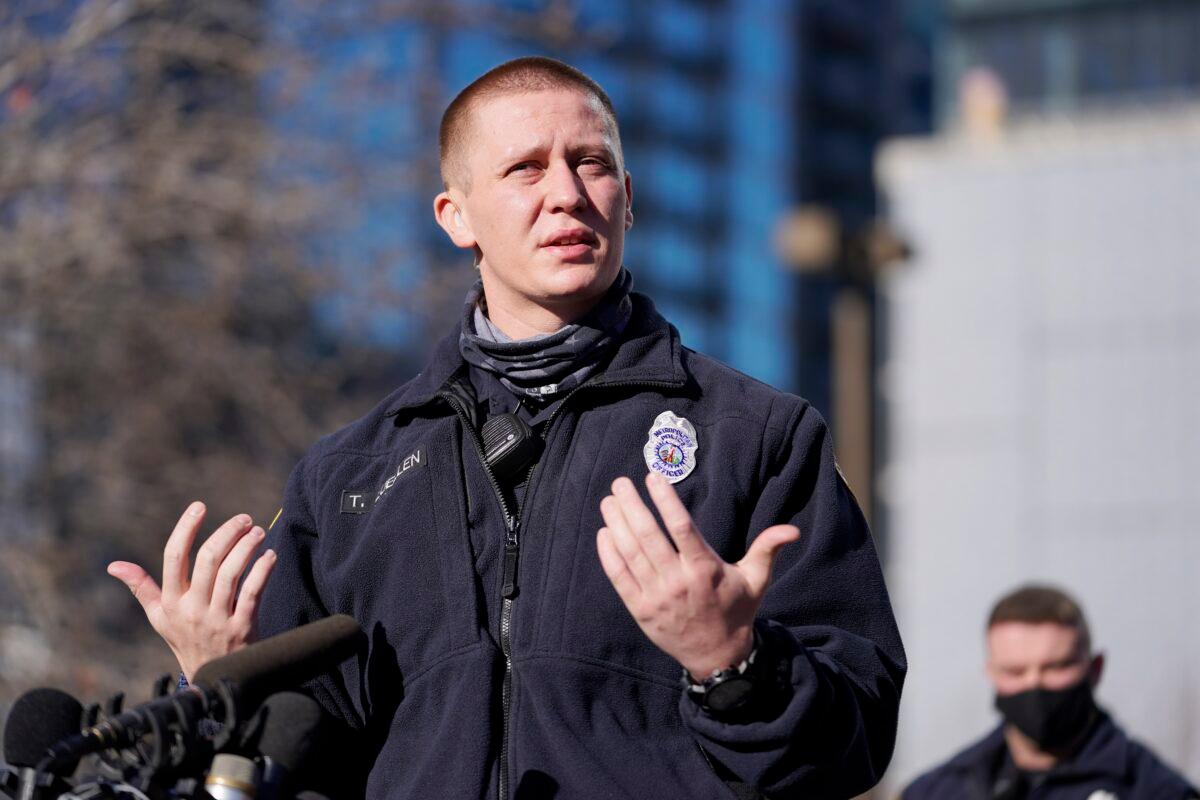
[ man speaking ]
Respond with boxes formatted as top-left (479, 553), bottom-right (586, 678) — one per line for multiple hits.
top-left (109, 57), bottom-right (905, 798)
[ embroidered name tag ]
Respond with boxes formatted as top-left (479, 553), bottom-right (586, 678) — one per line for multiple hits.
top-left (339, 447), bottom-right (426, 514)
top-left (340, 491), bottom-right (371, 514)
top-left (374, 447), bottom-right (426, 504)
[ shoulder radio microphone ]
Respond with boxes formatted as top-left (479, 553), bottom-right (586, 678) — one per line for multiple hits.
top-left (481, 412), bottom-right (541, 483)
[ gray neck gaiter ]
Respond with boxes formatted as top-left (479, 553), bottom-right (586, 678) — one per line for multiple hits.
top-left (458, 268), bottom-right (633, 400)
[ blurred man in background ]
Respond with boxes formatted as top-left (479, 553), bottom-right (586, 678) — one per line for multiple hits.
top-left (903, 584), bottom-right (1197, 800)
top-left (109, 56), bottom-right (905, 798)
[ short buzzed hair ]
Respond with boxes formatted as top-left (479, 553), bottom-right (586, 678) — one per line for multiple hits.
top-left (438, 56), bottom-right (624, 191)
top-left (987, 584), bottom-right (1092, 655)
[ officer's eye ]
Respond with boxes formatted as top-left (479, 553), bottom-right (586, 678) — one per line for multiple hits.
top-left (579, 156), bottom-right (611, 170)
top-left (505, 162), bottom-right (539, 176)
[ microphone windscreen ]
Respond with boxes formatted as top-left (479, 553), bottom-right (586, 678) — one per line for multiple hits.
top-left (239, 691), bottom-right (327, 773)
top-left (192, 615), bottom-right (363, 710)
top-left (3, 688), bottom-right (83, 771)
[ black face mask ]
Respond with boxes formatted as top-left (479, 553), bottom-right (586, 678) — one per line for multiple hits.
top-left (995, 678), bottom-right (1096, 750)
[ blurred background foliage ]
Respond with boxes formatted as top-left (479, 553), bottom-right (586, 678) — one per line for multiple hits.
top-left (0, 0), bottom-right (464, 702)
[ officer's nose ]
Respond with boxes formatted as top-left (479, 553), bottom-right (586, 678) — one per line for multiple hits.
top-left (545, 161), bottom-right (587, 214)
top-left (1027, 667), bottom-right (1057, 692)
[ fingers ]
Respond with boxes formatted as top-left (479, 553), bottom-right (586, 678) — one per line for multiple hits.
top-left (107, 560), bottom-right (163, 614)
top-left (231, 549), bottom-right (277, 631)
top-left (610, 478), bottom-right (678, 563)
top-left (112, 504), bottom-right (270, 680)
top-left (162, 502), bottom-right (206, 601)
top-left (644, 473), bottom-right (712, 561)
top-left (209, 525), bottom-right (266, 614)
top-left (596, 527), bottom-right (642, 599)
top-left (737, 524), bottom-right (801, 597)
top-left (600, 480), bottom-right (670, 587)
top-left (190, 513), bottom-right (255, 601)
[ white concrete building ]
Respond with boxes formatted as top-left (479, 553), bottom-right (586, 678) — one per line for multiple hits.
top-left (877, 106), bottom-right (1200, 791)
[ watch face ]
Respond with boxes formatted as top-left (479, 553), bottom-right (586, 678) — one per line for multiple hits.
top-left (705, 676), bottom-right (756, 713)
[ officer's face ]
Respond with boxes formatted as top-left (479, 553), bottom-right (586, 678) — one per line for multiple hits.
top-left (986, 622), bottom-right (1099, 696)
top-left (437, 88), bottom-right (633, 325)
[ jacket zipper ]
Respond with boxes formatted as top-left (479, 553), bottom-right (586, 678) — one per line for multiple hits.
top-left (440, 377), bottom-right (678, 800)
top-left (439, 391), bottom-right (521, 800)
top-left (498, 515), bottom-right (519, 800)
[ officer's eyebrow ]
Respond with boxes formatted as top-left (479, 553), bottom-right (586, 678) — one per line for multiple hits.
top-left (1047, 654), bottom-right (1086, 669)
top-left (567, 140), bottom-right (618, 162)
top-left (497, 143), bottom-right (546, 168)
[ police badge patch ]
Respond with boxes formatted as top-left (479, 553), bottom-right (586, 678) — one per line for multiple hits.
top-left (643, 411), bottom-right (699, 484)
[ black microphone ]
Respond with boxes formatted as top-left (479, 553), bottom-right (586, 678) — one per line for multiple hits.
top-left (2, 688), bottom-right (84, 800)
top-left (40, 615), bottom-right (363, 774)
top-left (237, 692), bottom-right (328, 800)
top-left (192, 614), bottom-right (363, 712)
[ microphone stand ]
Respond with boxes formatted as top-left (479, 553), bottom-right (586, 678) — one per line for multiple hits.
top-left (43, 679), bottom-right (242, 800)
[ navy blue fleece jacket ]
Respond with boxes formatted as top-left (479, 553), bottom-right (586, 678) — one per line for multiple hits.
top-left (258, 293), bottom-right (906, 798)
top-left (903, 712), bottom-right (1199, 800)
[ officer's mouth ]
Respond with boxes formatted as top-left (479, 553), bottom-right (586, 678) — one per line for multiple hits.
top-left (541, 228), bottom-right (598, 260)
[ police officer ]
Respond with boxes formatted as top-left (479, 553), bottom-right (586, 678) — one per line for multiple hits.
top-left (109, 57), bottom-right (905, 798)
top-left (903, 584), bottom-right (1198, 800)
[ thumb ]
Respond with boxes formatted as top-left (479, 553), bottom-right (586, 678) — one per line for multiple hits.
top-left (108, 560), bottom-right (163, 613)
top-left (737, 524), bottom-right (801, 597)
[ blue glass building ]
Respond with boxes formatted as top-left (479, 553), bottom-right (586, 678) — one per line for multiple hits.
top-left (280, 0), bottom-right (897, 414)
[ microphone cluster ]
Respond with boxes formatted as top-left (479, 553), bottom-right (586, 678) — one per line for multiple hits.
top-left (1, 616), bottom-right (363, 800)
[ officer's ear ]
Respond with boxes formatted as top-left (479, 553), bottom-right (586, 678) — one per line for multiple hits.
top-left (434, 191), bottom-right (476, 250)
top-left (623, 171), bottom-right (634, 230)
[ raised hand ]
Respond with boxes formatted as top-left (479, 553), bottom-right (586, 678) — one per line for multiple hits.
top-left (107, 501), bottom-right (277, 680)
top-left (596, 473), bottom-right (800, 679)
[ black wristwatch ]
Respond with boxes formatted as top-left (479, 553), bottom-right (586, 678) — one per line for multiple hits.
top-left (683, 629), bottom-right (776, 717)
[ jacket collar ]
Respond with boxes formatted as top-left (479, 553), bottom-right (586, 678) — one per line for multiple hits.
top-left (1043, 711), bottom-right (1132, 783)
top-left (386, 291), bottom-right (687, 416)
top-left (941, 724), bottom-right (1008, 798)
